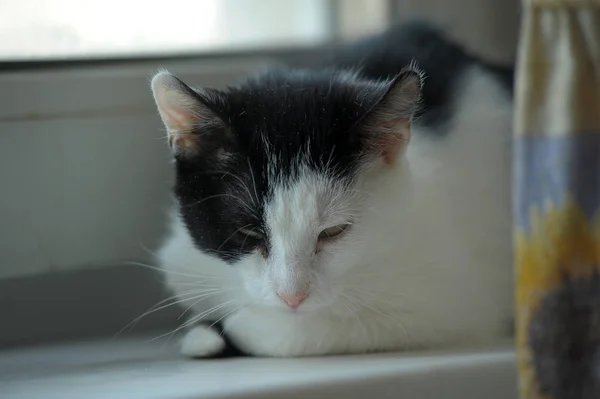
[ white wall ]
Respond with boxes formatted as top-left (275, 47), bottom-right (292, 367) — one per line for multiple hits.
top-left (0, 59), bottom-right (273, 278)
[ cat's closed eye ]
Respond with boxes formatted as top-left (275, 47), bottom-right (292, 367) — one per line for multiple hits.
top-left (318, 223), bottom-right (351, 239)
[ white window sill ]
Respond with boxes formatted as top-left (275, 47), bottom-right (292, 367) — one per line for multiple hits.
top-left (0, 335), bottom-right (517, 399)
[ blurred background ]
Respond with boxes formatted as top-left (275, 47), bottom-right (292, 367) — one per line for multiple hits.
top-left (0, 0), bottom-right (519, 62)
top-left (0, 0), bottom-right (520, 347)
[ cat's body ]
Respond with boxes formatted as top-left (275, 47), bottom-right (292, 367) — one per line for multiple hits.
top-left (153, 21), bottom-right (514, 357)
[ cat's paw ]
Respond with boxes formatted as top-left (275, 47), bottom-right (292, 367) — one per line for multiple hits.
top-left (180, 325), bottom-right (226, 358)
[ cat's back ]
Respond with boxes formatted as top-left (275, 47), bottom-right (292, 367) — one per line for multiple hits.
top-left (328, 20), bottom-right (514, 127)
top-left (331, 21), bottom-right (472, 80)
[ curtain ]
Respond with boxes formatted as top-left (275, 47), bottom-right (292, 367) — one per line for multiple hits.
top-left (514, 0), bottom-right (600, 398)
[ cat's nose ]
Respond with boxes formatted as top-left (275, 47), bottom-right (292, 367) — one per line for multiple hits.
top-left (277, 290), bottom-right (308, 309)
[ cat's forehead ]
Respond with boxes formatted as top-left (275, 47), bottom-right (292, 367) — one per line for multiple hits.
top-left (266, 172), bottom-right (326, 229)
top-left (220, 72), bottom-right (385, 181)
top-left (226, 70), bottom-right (384, 130)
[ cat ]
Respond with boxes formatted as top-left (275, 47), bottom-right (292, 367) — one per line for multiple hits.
top-left (150, 20), bottom-right (514, 358)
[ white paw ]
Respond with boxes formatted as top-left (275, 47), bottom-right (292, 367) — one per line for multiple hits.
top-left (180, 325), bottom-right (226, 358)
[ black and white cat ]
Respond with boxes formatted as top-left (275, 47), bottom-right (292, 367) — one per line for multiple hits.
top-left (151, 21), bottom-right (514, 357)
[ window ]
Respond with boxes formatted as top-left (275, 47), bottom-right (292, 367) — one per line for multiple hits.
top-left (0, 0), bottom-right (333, 60)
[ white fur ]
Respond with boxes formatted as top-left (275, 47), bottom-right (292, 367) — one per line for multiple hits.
top-left (180, 325), bottom-right (226, 357)
top-left (158, 66), bottom-right (514, 357)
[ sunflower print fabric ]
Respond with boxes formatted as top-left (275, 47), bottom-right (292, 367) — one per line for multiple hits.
top-left (514, 1), bottom-right (600, 398)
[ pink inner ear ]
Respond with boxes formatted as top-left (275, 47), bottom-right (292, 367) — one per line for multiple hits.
top-left (162, 107), bottom-right (200, 153)
top-left (376, 120), bottom-right (411, 165)
top-left (162, 105), bottom-right (197, 132)
top-left (168, 134), bottom-right (198, 155)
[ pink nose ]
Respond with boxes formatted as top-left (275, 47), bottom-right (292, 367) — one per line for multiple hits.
top-left (277, 291), bottom-right (308, 309)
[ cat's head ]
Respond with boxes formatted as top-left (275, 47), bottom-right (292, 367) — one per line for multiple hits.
top-left (151, 66), bottom-right (422, 312)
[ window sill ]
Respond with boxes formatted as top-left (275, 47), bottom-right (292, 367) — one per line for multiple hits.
top-left (0, 335), bottom-right (516, 399)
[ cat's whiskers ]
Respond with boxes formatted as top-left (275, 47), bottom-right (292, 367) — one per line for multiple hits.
top-left (344, 285), bottom-right (416, 315)
top-left (209, 304), bottom-right (243, 329)
top-left (134, 247), bottom-right (236, 280)
top-left (203, 247), bottom-right (251, 258)
top-left (338, 293), bottom-right (368, 334)
top-left (168, 280), bottom-right (225, 287)
top-left (342, 290), bottom-right (410, 350)
top-left (217, 224), bottom-right (253, 252)
top-left (114, 288), bottom-right (222, 338)
top-left (178, 300), bottom-right (236, 330)
top-left (177, 289), bottom-right (230, 321)
top-left (246, 157), bottom-right (260, 205)
top-left (150, 300), bottom-right (237, 342)
top-left (347, 286), bottom-right (411, 304)
top-left (148, 300), bottom-right (233, 342)
top-left (125, 261), bottom-right (227, 280)
top-left (220, 170), bottom-right (258, 207)
top-left (182, 193), bottom-right (255, 215)
top-left (153, 133), bottom-right (170, 142)
top-left (100, 257), bottom-right (221, 279)
top-left (238, 226), bottom-right (257, 252)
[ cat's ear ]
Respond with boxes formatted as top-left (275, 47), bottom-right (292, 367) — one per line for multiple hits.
top-left (151, 71), bottom-right (228, 158)
top-left (361, 65), bottom-right (423, 164)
